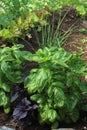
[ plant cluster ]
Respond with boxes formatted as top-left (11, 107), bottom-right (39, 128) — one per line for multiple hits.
top-left (0, 44), bottom-right (27, 113)
top-left (24, 46), bottom-right (87, 128)
top-left (0, 0), bottom-right (51, 39)
top-left (1, 42), bottom-right (87, 128)
top-left (58, 0), bottom-right (87, 16)
top-left (0, 1), bottom-right (87, 128)
top-left (0, 0), bottom-right (87, 40)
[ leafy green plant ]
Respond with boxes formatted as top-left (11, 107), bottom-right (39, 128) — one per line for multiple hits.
top-left (0, 44), bottom-right (27, 113)
top-left (24, 46), bottom-right (87, 128)
top-left (0, 0), bottom-right (51, 40)
top-left (56, 0), bottom-right (87, 16)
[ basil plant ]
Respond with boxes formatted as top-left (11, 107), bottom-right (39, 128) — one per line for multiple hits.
top-left (0, 44), bottom-right (27, 113)
top-left (24, 47), bottom-right (87, 128)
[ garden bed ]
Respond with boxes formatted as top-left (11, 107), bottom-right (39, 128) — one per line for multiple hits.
top-left (1, 6), bottom-right (87, 130)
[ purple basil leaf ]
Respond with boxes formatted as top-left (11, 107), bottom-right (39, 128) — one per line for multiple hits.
top-left (21, 97), bottom-right (31, 106)
top-left (11, 92), bottom-right (19, 102)
top-left (12, 97), bottom-right (37, 121)
top-left (32, 104), bottom-right (38, 109)
top-left (19, 111), bottom-right (27, 119)
top-left (27, 106), bottom-right (32, 111)
top-left (13, 108), bottom-right (21, 116)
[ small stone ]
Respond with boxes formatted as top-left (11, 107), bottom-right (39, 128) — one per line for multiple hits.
top-left (0, 126), bottom-right (15, 130)
top-left (83, 126), bottom-right (87, 130)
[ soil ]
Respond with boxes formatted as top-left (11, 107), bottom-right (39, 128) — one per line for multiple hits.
top-left (1, 6), bottom-right (87, 130)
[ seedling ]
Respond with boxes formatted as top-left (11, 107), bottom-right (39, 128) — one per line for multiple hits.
top-left (78, 28), bottom-right (87, 34)
top-left (82, 39), bottom-right (87, 43)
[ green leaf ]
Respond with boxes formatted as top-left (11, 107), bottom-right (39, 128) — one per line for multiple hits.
top-left (53, 88), bottom-right (65, 108)
top-left (66, 92), bottom-right (80, 112)
top-left (0, 55), bottom-right (13, 62)
top-left (51, 48), bottom-right (72, 68)
top-left (52, 81), bottom-right (64, 89)
top-left (47, 82), bottom-right (64, 98)
top-left (24, 47), bottom-right (51, 63)
top-left (69, 54), bottom-right (86, 74)
top-left (51, 121), bottom-right (59, 129)
top-left (47, 85), bottom-right (53, 97)
top-left (0, 91), bottom-right (8, 106)
top-left (12, 44), bottom-right (24, 50)
top-left (79, 82), bottom-right (87, 93)
top-left (69, 109), bottom-right (79, 122)
top-left (0, 83), bottom-right (10, 92)
top-left (4, 107), bottom-right (10, 114)
top-left (40, 109), bottom-right (58, 123)
top-left (25, 68), bottom-right (51, 93)
top-left (47, 109), bottom-right (58, 122)
top-left (1, 60), bottom-right (22, 83)
top-left (30, 94), bottom-right (45, 104)
top-left (1, 61), bottom-right (11, 74)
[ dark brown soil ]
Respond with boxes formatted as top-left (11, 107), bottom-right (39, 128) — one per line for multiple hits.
top-left (1, 6), bottom-right (87, 130)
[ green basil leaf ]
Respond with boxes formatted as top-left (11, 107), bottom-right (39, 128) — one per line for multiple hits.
top-left (54, 88), bottom-right (65, 108)
top-left (30, 94), bottom-right (45, 103)
top-left (0, 91), bottom-right (8, 106)
top-left (0, 83), bottom-right (10, 92)
top-left (69, 109), bottom-right (79, 122)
